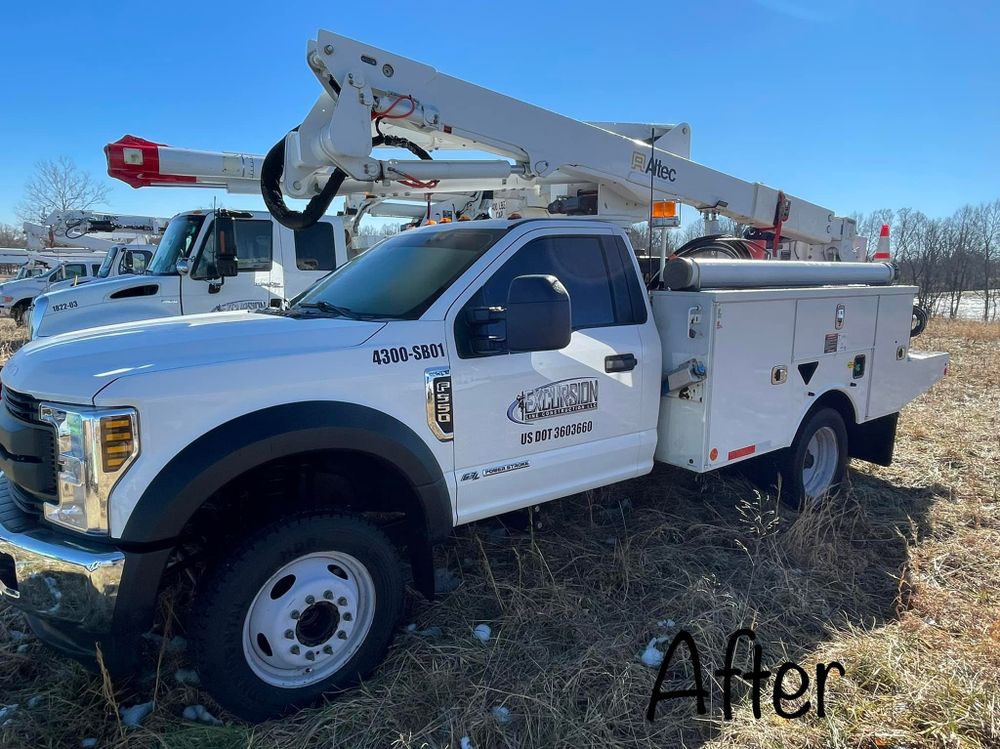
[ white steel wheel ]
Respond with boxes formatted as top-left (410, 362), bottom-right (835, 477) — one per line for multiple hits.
top-left (242, 551), bottom-right (377, 689)
top-left (801, 426), bottom-right (839, 500)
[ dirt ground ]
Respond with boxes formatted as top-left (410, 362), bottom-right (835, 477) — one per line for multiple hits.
top-left (0, 318), bottom-right (996, 749)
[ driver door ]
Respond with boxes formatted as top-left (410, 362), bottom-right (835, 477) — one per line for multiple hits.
top-left (447, 227), bottom-right (649, 524)
top-left (181, 217), bottom-right (277, 313)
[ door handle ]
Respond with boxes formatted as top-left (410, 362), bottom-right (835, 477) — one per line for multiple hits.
top-left (605, 353), bottom-right (638, 373)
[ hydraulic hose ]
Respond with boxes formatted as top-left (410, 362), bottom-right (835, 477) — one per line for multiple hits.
top-left (261, 122), bottom-right (435, 232)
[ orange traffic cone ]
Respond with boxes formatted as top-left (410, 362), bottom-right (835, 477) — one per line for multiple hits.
top-left (873, 224), bottom-right (891, 260)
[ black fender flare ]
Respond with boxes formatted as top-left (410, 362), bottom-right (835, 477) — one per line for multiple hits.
top-left (120, 401), bottom-right (454, 545)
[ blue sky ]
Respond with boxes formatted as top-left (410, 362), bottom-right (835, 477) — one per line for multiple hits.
top-left (1, 1), bottom-right (997, 227)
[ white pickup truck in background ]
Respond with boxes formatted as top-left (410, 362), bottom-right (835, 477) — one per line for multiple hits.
top-left (28, 209), bottom-right (350, 339)
top-left (0, 252), bottom-right (108, 324)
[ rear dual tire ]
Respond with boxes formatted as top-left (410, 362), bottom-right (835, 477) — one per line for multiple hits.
top-left (781, 408), bottom-right (849, 508)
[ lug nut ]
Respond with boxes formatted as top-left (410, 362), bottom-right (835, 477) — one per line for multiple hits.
top-left (343, 612), bottom-right (352, 622)
top-left (323, 590), bottom-right (333, 600)
top-left (290, 645), bottom-right (300, 654)
top-left (291, 610), bottom-right (300, 619)
top-left (306, 652), bottom-right (316, 661)
top-left (337, 631), bottom-right (347, 640)
top-left (323, 645), bottom-right (333, 655)
top-left (337, 597), bottom-right (347, 606)
top-left (305, 595), bottom-right (315, 605)
top-left (284, 629), bottom-right (294, 639)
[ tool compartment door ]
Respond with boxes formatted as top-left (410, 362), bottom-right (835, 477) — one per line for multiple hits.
top-left (706, 299), bottom-right (797, 467)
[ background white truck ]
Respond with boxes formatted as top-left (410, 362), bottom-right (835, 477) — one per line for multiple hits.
top-left (28, 208), bottom-right (349, 339)
top-left (0, 31), bottom-right (946, 721)
top-left (0, 252), bottom-right (107, 324)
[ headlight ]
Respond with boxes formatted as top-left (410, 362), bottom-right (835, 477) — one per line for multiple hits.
top-left (38, 404), bottom-right (139, 534)
top-left (28, 296), bottom-right (46, 340)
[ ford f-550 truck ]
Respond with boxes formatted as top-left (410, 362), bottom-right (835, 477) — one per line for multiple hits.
top-left (0, 220), bottom-right (945, 718)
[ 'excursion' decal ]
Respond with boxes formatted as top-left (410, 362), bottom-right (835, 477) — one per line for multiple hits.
top-left (507, 377), bottom-right (599, 425)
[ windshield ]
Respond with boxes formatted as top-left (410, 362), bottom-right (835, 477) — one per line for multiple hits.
top-left (97, 247), bottom-right (118, 278)
top-left (147, 215), bottom-right (206, 275)
top-left (291, 227), bottom-right (507, 320)
top-left (14, 266), bottom-right (45, 280)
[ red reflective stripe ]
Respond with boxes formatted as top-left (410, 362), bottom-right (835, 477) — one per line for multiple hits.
top-left (104, 134), bottom-right (197, 189)
top-left (727, 444), bottom-right (756, 460)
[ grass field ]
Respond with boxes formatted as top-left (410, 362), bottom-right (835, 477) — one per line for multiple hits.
top-left (0, 318), bottom-right (996, 748)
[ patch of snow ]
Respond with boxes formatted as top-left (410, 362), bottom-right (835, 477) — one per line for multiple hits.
top-left (434, 567), bottom-right (461, 594)
top-left (490, 705), bottom-right (512, 725)
top-left (80, 740), bottom-right (98, 749)
top-left (15, 644), bottom-right (29, 654)
top-left (657, 619), bottom-right (676, 629)
top-left (174, 669), bottom-right (200, 686)
top-left (0, 705), bottom-right (17, 721)
top-left (182, 704), bottom-right (223, 726)
top-left (460, 737), bottom-right (473, 749)
top-left (6, 630), bottom-right (28, 642)
top-left (473, 624), bottom-right (491, 642)
top-left (640, 639), bottom-right (665, 668)
top-left (26, 695), bottom-right (42, 709)
top-left (119, 701), bottom-right (154, 728)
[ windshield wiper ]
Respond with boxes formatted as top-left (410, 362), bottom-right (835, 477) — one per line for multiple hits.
top-left (296, 301), bottom-right (365, 319)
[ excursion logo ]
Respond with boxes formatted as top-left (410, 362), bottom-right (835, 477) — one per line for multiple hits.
top-left (507, 377), bottom-right (599, 425)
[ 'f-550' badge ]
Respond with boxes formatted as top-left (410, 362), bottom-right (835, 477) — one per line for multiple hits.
top-left (507, 377), bottom-right (599, 425)
top-left (425, 368), bottom-right (453, 441)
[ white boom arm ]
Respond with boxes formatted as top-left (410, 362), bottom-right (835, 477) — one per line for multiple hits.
top-left (106, 30), bottom-right (857, 257)
top-left (24, 209), bottom-right (169, 252)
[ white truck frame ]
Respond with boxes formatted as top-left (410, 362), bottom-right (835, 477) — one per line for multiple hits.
top-left (0, 30), bottom-right (945, 721)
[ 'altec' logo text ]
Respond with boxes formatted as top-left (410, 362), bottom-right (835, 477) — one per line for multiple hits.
top-left (507, 378), bottom-right (599, 424)
top-left (631, 152), bottom-right (678, 182)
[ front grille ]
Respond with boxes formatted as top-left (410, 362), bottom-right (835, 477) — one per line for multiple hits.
top-left (9, 480), bottom-right (47, 516)
top-left (3, 387), bottom-right (42, 424)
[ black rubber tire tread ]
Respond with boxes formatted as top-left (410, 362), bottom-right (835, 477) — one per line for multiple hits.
top-left (11, 301), bottom-right (27, 326)
top-left (192, 512), bottom-right (403, 721)
top-left (779, 407), bottom-right (849, 510)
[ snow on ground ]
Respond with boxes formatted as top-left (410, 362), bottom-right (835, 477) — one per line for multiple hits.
top-left (119, 701), bottom-right (154, 727)
top-left (473, 624), bottom-right (491, 642)
top-left (182, 704), bottom-right (223, 726)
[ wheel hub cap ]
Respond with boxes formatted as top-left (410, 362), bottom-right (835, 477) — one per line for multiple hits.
top-left (242, 552), bottom-right (376, 688)
top-left (801, 426), bottom-right (838, 501)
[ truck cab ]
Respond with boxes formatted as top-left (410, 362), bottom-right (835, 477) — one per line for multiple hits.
top-left (28, 209), bottom-right (349, 339)
top-left (45, 244), bottom-right (155, 293)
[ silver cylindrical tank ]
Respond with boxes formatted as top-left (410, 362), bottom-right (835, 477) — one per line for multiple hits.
top-left (663, 258), bottom-right (897, 291)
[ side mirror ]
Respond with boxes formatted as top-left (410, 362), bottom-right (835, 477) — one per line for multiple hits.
top-left (176, 258), bottom-right (191, 275)
top-left (215, 215), bottom-right (238, 278)
top-left (506, 274), bottom-right (571, 352)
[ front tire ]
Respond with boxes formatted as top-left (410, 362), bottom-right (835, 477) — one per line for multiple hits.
top-left (192, 513), bottom-right (403, 720)
top-left (781, 408), bottom-right (849, 509)
top-left (11, 301), bottom-right (28, 326)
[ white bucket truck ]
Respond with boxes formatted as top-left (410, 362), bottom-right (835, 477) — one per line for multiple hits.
top-left (0, 31), bottom-right (946, 720)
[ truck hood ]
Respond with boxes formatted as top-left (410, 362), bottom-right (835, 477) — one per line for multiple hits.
top-left (2, 311), bottom-right (385, 403)
top-left (38, 273), bottom-right (162, 306)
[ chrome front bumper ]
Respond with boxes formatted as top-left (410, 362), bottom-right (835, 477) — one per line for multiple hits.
top-left (0, 475), bottom-right (124, 632)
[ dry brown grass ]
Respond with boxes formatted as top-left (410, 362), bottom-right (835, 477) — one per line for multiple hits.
top-left (0, 317), bottom-right (996, 749)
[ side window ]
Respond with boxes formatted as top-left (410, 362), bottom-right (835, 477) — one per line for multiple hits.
top-left (293, 222), bottom-right (336, 271)
top-left (64, 263), bottom-right (86, 279)
top-left (194, 219), bottom-right (273, 278)
top-left (120, 250), bottom-right (151, 274)
top-left (456, 234), bottom-right (634, 357)
top-left (234, 220), bottom-right (273, 272)
top-left (92, 264), bottom-right (101, 276)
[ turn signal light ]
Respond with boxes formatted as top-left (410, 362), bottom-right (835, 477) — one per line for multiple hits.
top-left (100, 415), bottom-right (135, 472)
